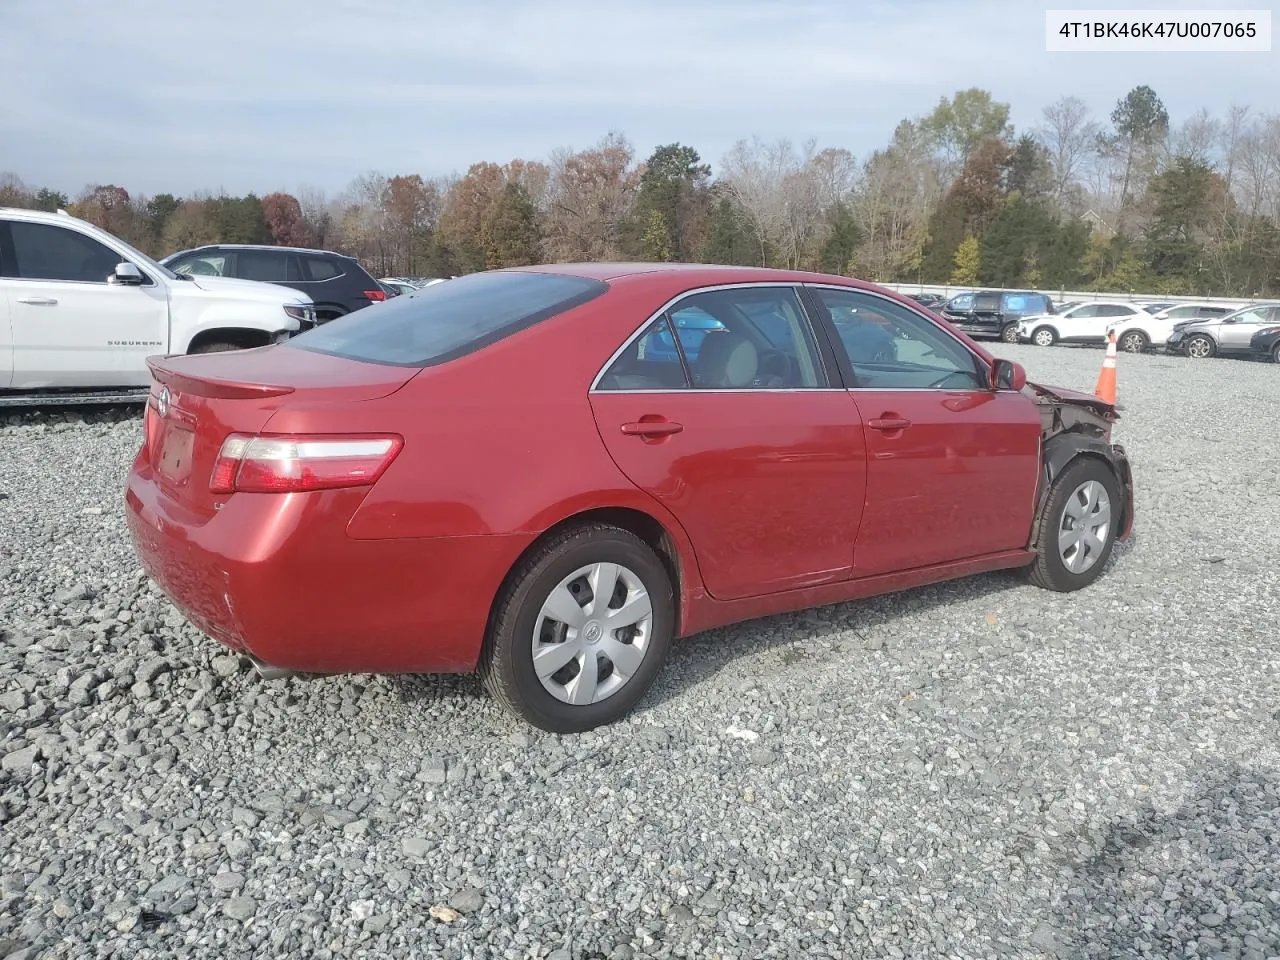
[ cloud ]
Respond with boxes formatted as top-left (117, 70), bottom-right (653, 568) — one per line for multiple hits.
top-left (0, 0), bottom-right (1274, 196)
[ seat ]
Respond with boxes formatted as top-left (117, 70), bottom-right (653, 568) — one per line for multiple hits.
top-left (695, 331), bottom-right (759, 387)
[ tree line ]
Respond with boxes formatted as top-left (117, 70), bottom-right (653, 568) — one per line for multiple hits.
top-left (4, 85), bottom-right (1279, 296)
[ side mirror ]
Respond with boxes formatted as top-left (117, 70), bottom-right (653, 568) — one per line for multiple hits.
top-left (110, 262), bottom-right (144, 285)
top-left (990, 358), bottom-right (1026, 391)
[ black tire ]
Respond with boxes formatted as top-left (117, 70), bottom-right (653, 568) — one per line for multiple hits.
top-left (1271, 342), bottom-right (1280, 364)
top-left (1185, 334), bottom-right (1216, 359)
top-left (1031, 326), bottom-right (1056, 347)
top-left (1001, 324), bottom-right (1020, 344)
top-left (1028, 457), bottom-right (1122, 592)
top-left (479, 523), bottom-right (675, 733)
top-left (189, 341), bottom-right (241, 354)
top-left (1118, 330), bottom-right (1148, 353)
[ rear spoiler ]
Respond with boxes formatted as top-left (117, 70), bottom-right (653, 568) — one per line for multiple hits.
top-left (146, 355), bottom-right (296, 401)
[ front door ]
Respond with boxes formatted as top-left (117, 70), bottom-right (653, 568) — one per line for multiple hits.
top-left (804, 286), bottom-right (1043, 577)
top-left (1217, 305), bottom-right (1280, 350)
top-left (589, 284), bottom-right (866, 601)
top-left (0, 219), bottom-right (169, 388)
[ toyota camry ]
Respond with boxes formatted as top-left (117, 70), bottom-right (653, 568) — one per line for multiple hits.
top-left (125, 264), bottom-right (1135, 732)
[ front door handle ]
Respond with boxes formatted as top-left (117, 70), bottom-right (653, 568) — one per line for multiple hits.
top-left (868, 417), bottom-right (912, 431)
top-left (621, 419), bottom-right (684, 437)
top-left (17, 297), bottom-right (58, 306)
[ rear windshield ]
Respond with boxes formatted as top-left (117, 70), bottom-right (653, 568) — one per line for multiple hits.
top-left (289, 270), bottom-right (608, 367)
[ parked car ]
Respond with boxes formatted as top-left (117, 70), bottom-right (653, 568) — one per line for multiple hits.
top-left (125, 264), bottom-right (1134, 732)
top-left (905, 292), bottom-right (946, 309)
top-left (1018, 300), bottom-right (1148, 347)
top-left (1166, 302), bottom-right (1280, 359)
top-left (938, 290), bottom-right (1056, 342)
top-left (378, 278), bottom-right (419, 296)
top-left (161, 245), bottom-right (385, 324)
top-left (1249, 321), bottom-right (1280, 362)
top-left (376, 281), bottom-right (403, 299)
top-left (1108, 301), bottom-right (1238, 353)
top-left (0, 208), bottom-right (314, 393)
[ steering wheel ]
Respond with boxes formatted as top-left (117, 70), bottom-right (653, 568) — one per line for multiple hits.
top-left (754, 348), bottom-right (794, 386)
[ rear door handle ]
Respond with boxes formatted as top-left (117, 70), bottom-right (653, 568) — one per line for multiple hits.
top-left (621, 419), bottom-right (684, 437)
top-left (17, 297), bottom-right (57, 305)
top-left (868, 417), bottom-right (912, 431)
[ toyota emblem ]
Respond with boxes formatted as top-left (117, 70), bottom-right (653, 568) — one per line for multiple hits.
top-left (156, 386), bottom-right (170, 418)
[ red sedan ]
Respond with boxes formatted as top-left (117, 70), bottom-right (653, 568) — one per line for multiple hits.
top-left (125, 264), bottom-right (1134, 732)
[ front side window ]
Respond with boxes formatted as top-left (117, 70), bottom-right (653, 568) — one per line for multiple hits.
top-left (947, 294), bottom-right (975, 312)
top-left (4, 221), bottom-right (121, 283)
top-left (1225, 307), bottom-right (1273, 325)
top-left (811, 288), bottom-right (985, 390)
top-left (1067, 304), bottom-right (1100, 319)
top-left (172, 254), bottom-right (227, 277)
top-left (293, 269), bottom-right (607, 367)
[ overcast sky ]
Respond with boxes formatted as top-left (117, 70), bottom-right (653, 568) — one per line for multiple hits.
top-left (2, 0), bottom-right (1274, 198)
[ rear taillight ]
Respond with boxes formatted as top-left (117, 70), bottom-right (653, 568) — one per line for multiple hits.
top-left (363, 289), bottom-right (387, 302)
top-left (143, 389), bottom-right (161, 454)
top-left (209, 434), bottom-right (403, 494)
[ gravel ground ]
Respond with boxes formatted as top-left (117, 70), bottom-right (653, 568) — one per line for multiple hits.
top-left (2, 345), bottom-right (1279, 960)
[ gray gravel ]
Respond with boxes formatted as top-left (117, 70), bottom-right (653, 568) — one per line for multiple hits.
top-left (2, 348), bottom-right (1279, 959)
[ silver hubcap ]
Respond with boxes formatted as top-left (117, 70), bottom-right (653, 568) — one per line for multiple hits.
top-left (1034, 330), bottom-right (1053, 346)
top-left (1003, 327), bottom-right (1019, 342)
top-left (1121, 334), bottom-right (1143, 352)
top-left (532, 562), bottom-right (653, 706)
top-left (1058, 480), bottom-right (1112, 574)
top-left (1187, 337), bottom-right (1212, 358)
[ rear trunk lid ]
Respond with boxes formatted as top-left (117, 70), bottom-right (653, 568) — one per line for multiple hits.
top-left (142, 344), bottom-right (416, 516)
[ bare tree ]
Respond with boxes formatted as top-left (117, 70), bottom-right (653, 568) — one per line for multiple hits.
top-left (1170, 108), bottom-right (1222, 166)
top-left (542, 131), bottom-right (639, 261)
top-left (1038, 96), bottom-right (1100, 211)
top-left (850, 121), bottom-right (940, 281)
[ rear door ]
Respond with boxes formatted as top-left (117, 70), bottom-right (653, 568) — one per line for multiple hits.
top-left (804, 285), bottom-right (1042, 576)
top-left (0, 272), bottom-right (12, 388)
top-left (0, 218), bottom-right (168, 388)
top-left (589, 284), bottom-right (866, 601)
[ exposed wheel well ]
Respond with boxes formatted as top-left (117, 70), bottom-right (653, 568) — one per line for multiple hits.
top-left (486, 507), bottom-right (686, 642)
top-left (186, 328), bottom-right (274, 353)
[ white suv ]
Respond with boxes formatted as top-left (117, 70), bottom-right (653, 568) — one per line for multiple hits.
top-left (1, 208), bottom-right (315, 392)
top-left (1017, 300), bottom-right (1148, 347)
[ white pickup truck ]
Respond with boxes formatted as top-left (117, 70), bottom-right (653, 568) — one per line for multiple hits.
top-left (0, 207), bottom-right (315, 402)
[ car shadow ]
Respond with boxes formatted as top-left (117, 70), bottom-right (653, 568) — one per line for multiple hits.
top-left (1045, 759), bottom-right (1280, 958)
top-left (381, 544), bottom-right (1139, 723)
top-left (644, 565), bottom-right (1029, 708)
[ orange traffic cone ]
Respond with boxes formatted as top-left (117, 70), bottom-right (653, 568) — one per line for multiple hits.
top-left (1094, 330), bottom-right (1118, 404)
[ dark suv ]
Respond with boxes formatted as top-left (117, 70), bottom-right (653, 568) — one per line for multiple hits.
top-left (160, 245), bottom-right (386, 323)
top-left (939, 290), bottom-right (1056, 343)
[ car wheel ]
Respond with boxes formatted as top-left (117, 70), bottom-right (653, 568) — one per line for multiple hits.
top-left (1001, 324), bottom-right (1020, 343)
top-left (1185, 334), bottom-right (1216, 359)
top-left (1028, 458), bottom-right (1121, 592)
top-left (1118, 330), bottom-right (1148, 353)
top-left (1032, 326), bottom-right (1056, 347)
top-left (189, 342), bottom-right (241, 354)
top-left (1271, 342), bottom-right (1280, 364)
top-left (480, 523), bottom-right (675, 733)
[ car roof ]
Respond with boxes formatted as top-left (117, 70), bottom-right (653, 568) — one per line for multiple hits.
top-left (174, 243), bottom-right (353, 258)
top-left (499, 262), bottom-right (885, 286)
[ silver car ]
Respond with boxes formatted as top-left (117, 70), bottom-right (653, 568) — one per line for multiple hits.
top-left (1166, 302), bottom-right (1280, 359)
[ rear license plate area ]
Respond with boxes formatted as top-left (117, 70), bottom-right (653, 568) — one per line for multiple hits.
top-left (158, 425), bottom-right (195, 483)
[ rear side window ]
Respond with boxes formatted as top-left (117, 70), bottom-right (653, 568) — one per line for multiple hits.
top-left (237, 250), bottom-right (287, 282)
top-left (974, 293), bottom-right (1001, 311)
top-left (291, 270), bottom-right (608, 367)
top-left (305, 257), bottom-right (344, 281)
top-left (1199, 306), bottom-right (1230, 317)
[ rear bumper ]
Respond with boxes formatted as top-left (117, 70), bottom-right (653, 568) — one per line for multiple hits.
top-left (124, 455), bottom-right (531, 675)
